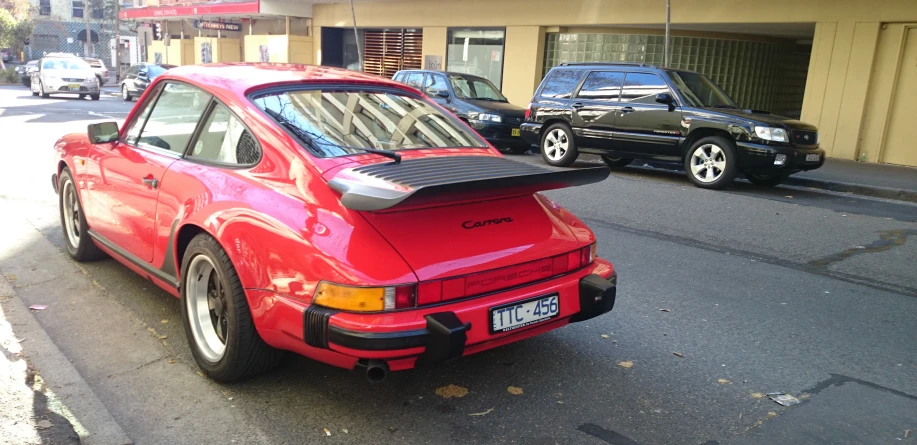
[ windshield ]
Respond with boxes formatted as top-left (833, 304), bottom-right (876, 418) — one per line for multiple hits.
top-left (665, 70), bottom-right (739, 109)
top-left (252, 89), bottom-right (486, 157)
top-left (448, 75), bottom-right (507, 102)
top-left (147, 65), bottom-right (172, 77)
top-left (43, 58), bottom-right (91, 71)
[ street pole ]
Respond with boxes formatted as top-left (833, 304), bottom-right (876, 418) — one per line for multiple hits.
top-left (349, 0), bottom-right (362, 70)
top-left (84, 0), bottom-right (93, 56)
top-left (115, 0), bottom-right (121, 80)
top-left (664, 0), bottom-right (671, 67)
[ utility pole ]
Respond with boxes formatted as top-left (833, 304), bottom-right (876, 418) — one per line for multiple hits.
top-left (664, 0), bottom-right (671, 67)
top-left (84, 0), bottom-right (93, 56)
top-left (115, 0), bottom-right (121, 80)
top-left (349, 0), bottom-right (362, 69)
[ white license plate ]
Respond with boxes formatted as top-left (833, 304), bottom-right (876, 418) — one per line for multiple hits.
top-left (805, 154), bottom-right (821, 162)
top-left (490, 294), bottom-right (559, 333)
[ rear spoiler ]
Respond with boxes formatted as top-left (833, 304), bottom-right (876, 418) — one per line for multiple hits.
top-left (327, 155), bottom-right (609, 211)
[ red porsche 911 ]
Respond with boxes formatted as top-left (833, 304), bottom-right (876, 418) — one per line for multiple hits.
top-left (52, 64), bottom-right (617, 382)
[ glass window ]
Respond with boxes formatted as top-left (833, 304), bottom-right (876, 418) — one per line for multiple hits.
top-left (252, 88), bottom-right (486, 157)
top-left (446, 28), bottom-right (505, 89)
top-left (403, 73), bottom-right (423, 89)
top-left (39, 0), bottom-right (50, 15)
top-left (123, 85), bottom-right (162, 146)
top-left (135, 83), bottom-right (212, 154)
top-left (576, 71), bottom-right (625, 101)
top-left (621, 73), bottom-right (671, 105)
top-left (539, 69), bottom-right (585, 99)
top-left (72, 0), bottom-right (83, 18)
top-left (665, 70), bottom-right (739, 109)
top-left (424, 74), bottom-right (450, 97)
top-left (189, 104), bottom-right (260, 165)
top-left (448, 75), bottom-right (507, 102)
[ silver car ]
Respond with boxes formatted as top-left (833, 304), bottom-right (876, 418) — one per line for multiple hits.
top-left (30, 56), bottom-right (101, 100)
top-left (83, 57), bottom-right (109, 85)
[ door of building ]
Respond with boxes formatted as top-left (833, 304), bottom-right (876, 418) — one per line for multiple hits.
top-left (362, 29), bottom-right (423, 78)
top-left (881, 26), bottom-right (917, 167)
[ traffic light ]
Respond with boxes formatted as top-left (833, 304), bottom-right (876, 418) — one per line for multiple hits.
top-left (153, 23), bottom-right (162, 40)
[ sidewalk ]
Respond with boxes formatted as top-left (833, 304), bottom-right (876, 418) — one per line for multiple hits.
top-left (787, 158), bottom-right (917, 203)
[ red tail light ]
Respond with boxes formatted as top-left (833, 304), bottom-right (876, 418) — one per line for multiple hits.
top-left (524, 103), bottom-right (532, 120)
top-left (394, 285), bottom-right (416, 309)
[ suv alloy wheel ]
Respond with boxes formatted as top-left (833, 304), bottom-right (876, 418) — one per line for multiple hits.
top-left (684, 136), bottom-right (738, 189)
top-left (541, 123), bottom-right (579, 167)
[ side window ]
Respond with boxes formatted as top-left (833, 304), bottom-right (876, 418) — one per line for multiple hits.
top-left (404, 72), bottom-right (423, 89)
top-left (424, 74), bottom-right (450, 97)
top-left (576, 71), bottom-right (625, 101)
top-left (135, 83), bottom-right (212, 154)
top-left (188, 103), bottom-right (260, 165)
top-left (41, 59), bottom-right (54, 69)
top-left (538, 69), bottom-right (585, 99)
top-left (393, 72), bottom-right (404, 82)
top-left (621, 73), bottom-right (671, 105)
top-left (122, 84), bottom-right (163, 146)
top-left (127, 65), bottom-right (138, 75)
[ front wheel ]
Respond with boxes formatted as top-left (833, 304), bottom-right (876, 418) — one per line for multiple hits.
top-left (602, 156), bottom-right (633, 168)
top-left (90, 93), bottom-right (100, 101)
top-left (746, 173), bottom-right (789, 187)
top-left (58, 169), bottom-right (106, 261)
top-left (684, 136), bottom-right (738, 190)
top-left (121, 84), bottom-right (132, 101)
top-left (540, 123), bottom-right (579, 167)
top-left (180, 234), bottom-right (284, 382)
top-left (39, 81), bottom-right (49, 98)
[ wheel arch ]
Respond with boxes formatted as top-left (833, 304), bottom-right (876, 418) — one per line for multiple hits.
top-left (539, 119), bottom-right (572, 140)
top-left (682, 127), bottom-right (734, 159)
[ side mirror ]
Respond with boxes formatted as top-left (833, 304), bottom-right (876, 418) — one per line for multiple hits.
top-left (436, 89), bottom-right (450, 99)
top-left (88, 122), bottom-right (119, 144)
top-left (655, 93), bottom-right (674, 105)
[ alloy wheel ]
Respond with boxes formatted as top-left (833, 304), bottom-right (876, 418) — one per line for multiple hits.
top-left (689, 144), bottom-right (727, 183)
top-left (186, 255), bottom-right (229, 362)
top-left (121, 85), bottom-right (128, 100)
top-left (61, 180), bottom-right (81, 248)
top-left (544, 129), bottom-right (569, 161)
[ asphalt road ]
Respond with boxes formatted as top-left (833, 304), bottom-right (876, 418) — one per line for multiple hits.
top-left (1, 84), bottom-right (915, 445)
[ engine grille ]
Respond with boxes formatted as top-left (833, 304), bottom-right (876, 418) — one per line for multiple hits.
top-left (504, 117), bottom-right (523, 125)
top-left (792, 130), bottom-right (818, 145)
top-left (352, 156), bottom-right (549, 188)
top-left (61, 78), bottom-right (85, 82)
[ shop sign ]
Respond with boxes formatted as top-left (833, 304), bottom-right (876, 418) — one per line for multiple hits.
top-left (194, 21), bottom-right (242, 32)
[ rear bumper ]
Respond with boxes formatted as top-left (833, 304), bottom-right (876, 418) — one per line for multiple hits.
top-left (520, 122), bottom-right (543, 145)
top-left (736, 141), bottom-right (825, 173)
top-left (251, 259), bottom-right (616, 372)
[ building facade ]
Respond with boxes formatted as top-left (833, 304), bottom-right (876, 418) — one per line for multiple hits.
top-left (128, 0), bottom-right (917, 168)
top-left (27, 0), bottom-right (118, 63)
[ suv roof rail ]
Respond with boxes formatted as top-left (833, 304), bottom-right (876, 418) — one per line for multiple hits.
top-left (558, 62), bottom-right (658, 68)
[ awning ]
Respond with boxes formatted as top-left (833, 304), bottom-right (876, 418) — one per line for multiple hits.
top-left (76, 29), bottom-right (99, 43)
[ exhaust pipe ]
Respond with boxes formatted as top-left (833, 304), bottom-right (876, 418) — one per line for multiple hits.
top-left (361, 359), bottom-right (389, 383)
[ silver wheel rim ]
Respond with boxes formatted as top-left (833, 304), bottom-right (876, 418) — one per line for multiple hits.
top-left (62, 180), bottom-right (81, 248)
top-left (689, 144), bottom-right (727, 183)
top-left (543, 129), bottom-right (569, 161)
top-left (186, 255), bottom-right (228, 362)
top-left (122, 86), bottom-right (127, 99)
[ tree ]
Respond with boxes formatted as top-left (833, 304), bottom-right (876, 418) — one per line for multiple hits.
top-left (0, 0), bottom-right (34, 70)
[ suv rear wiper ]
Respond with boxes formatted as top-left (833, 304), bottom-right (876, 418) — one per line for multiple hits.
top-left (263, 108), bottom-right (401, 163)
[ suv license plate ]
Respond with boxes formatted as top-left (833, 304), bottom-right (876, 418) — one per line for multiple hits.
top-left (490, 294), bottom-right (559, 333)
top-left (511, 128), bottom-right (521, 137)
top-left (805, 154), bottom-right (821, 162)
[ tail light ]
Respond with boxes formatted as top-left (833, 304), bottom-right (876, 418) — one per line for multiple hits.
top-left (524, 103), bottom-right (532, 120)
top-left (313, 282), bottom-right (416, 312)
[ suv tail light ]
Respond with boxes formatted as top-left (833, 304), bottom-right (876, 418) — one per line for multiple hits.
top-left (524, 103), bottom-right (532, 120)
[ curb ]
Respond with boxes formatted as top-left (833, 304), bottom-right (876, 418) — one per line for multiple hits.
top-left (783, 176), bottom-right (917, 204)
top-left (0, 278), bottom-right (132, 445)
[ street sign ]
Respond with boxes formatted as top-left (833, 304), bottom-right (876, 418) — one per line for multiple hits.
top-left (194, 21), bottom-right (242, 32)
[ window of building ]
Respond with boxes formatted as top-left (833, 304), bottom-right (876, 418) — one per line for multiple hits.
top-left (577, 71), bottom-right (625, 101)
top-left (132, 83), bottom-right (213, 154)
top-left (189, 104), bottom-right (261, 165)
top-left (538, 69), bottom-right (585, 99)
top-left (72, 0), bottom-right (84, 18)
top-left (446, 28), bottom-right (505, 89)
top-left (39, 0), bottom-right (51, 16)
top-left (620, 73), bottom-right (671, 105)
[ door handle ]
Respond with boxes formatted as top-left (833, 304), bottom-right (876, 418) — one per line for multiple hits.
top-left (142, 176), bottom-right (159, 189)
top-left (571, 102), bottom-right (585, 109)
top-left (621, 107), bottom-right (635, 113)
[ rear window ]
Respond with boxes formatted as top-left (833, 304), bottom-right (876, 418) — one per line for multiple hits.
top-left (252, 88), bottom-right (487, 158)
top-left (538, 69), bottom-right (586, 99)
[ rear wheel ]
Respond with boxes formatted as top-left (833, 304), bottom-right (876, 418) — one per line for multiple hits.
top-left (58, 169), bottom-right (106, 261)
top-left (121, 84), bottom-right (132, 101)
top-left (540, 123), bottom-right (578, 167)
top-left (180, 234), bottom-right (283, 382)
top-left (684, 136), bottom-right (738, 190)
top-left (746, 173), bottom-right (789, 187)
top-left (39, 80), bottom-right (49, 98)
top-left (79, 94), bottom-right (86, 100)
top-left (602, 156), bottom-right (633, 168)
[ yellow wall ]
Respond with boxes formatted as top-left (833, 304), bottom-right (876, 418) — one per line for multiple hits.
top-left (289, 36), bottom-right (314, 64)
top-left (422, 26), bottom-right (447, 67)
top-left (147, 40), bottom-right (194, 66)
top-left (194, 37), bottom-right (241, 64)
top-left (502, 26), bottom-right (545, 106)
top-left (242, 35), bottom-right (314, 63)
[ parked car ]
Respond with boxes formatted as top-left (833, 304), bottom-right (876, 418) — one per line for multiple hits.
top-left (31, 55), bottom-right (100, 100)
top-left (521, 63), bottom-right (825, 189)
top-left (120, 62), bottom-right (175, 101)
top-left (16, 60), bottom-right (38, 86)
top-left (393, 70), bottom-right (530, 153)
top-left (1, 49), bottom-right (12, 63)
top-left (51, 64), bottom-right (617, 382)
top-left (83, 57), bottom-right (109, 85)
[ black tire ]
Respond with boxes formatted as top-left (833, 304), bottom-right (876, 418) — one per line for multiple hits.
top-left (746, 173), bottom-right (789, 187)
top-left (602, 156), bottom-right (633, 168)
top-left (31, 90), bottom-right (38, 96)
top-left (540, 123), bottom-right (579, 167)
top-left (58, 169), bottom-right (106, 261)
top-left (22, 78), bottom-right (30, 87)
top-left (39, 81), bottom-right (49, 98)
top-left (90, 94), bottom-right (100, 101)
top-left (508, 145), bottom-right (531, 154)
top-left (684, 136), bottom-right (738, 190)
top-left (79, 94), bottom-right (86, 100)
top-left (121, 84), bottom-right (132, 101)
top-left (180, 234), bottom-right (284, 382)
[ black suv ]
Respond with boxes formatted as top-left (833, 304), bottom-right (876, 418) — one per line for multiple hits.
top-left (393, 70), bottom-right (529, 153)
top-left (521, 63), bottom-right (825, 189)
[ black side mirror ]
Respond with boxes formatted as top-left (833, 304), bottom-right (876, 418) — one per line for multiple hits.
top-left (436, 89), bottom-right (450, 99)
top-left (656, 93), bottom-right (677, 111)
top-left (88, 122), bottom-right (119, 144)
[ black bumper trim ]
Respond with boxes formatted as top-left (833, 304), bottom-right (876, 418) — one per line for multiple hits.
top-left (328, 325), bottom-right (429, 351)
top-left (570, 273), bottom-right (617, 323)
top-left (304, 305), bottom-right (338, 348)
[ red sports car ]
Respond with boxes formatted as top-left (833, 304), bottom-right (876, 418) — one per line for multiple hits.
top-left (52, 64), bottom-right (617, 382)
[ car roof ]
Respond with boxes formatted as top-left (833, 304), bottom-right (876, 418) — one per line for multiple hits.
top-left (160, 63), bottom-right (409, 96)
top-left (550, 62), bottom-right (702, 76)
top-left (397, 69), bottom-right (489, 80)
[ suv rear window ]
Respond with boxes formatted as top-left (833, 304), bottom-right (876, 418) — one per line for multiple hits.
top-left (538, 69), bottom-right (585, 99)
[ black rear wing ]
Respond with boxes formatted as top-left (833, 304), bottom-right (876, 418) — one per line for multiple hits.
top-left (327, 155), bottom-right (609, 211)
